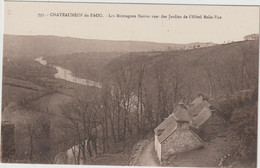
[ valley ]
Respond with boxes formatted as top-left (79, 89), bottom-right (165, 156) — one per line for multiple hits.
top-left (1, 35), bottom-right (258, 167)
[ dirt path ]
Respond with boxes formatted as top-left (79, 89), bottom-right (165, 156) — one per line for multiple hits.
top-left (136, 139), bottom-right (160, 166)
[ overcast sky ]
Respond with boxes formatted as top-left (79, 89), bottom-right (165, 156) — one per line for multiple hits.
top-left (4, 2), bottom-right (259, 44)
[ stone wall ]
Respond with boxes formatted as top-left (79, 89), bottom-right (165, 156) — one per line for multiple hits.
top-left (154, 135), bottom-right (161, 162)
top-left (161, 129), bottom-right (203, 162)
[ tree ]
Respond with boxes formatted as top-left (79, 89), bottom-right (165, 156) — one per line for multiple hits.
top-left (155, 63), bottom-right (171, 125)
top-left (237, 42), bottom-right (252, 90)
top-left (203, 58), bottom-right (217, 98)
top-left (60, 89), bottom-right (100, 164)
top-left (25, 117), bottom-right (41, 162)
top-left (135, 56), bottom-right (146, 139)
top-left (111, 57), bottom-right (135, 146)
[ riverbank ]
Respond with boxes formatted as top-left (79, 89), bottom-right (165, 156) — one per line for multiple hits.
top-left (35, 57), bottom-right (102, 88)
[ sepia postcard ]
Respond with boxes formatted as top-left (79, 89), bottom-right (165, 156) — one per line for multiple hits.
top-left (1, 1), bottom-right (259, 167)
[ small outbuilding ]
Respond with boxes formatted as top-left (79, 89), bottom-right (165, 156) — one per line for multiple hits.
top-left (188, 96), bottom-right (226, 141)
top-left (190, 107), bottom-right (226, 141)
top-left (188, 100), bottom-right (211, 117)
top-left (191, 107), bottom-right (212, 128)
top-left (154, 106), bottom-right (204, 164)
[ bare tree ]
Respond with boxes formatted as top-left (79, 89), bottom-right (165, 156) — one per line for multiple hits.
top-left (135, 56), bottom-right (146, 139)
top-left (111, 57), bottom-right (135, 146)
top-left (60, 90), bottom-right (100, 164)
top-left (237, 42), bottom-right (252, 90)
top-left (203, 59), bottom-right (217, 98)
top-left (25, 117), bottom-right (40, 162)
top-left (155, 63), bottom-right (171, 125)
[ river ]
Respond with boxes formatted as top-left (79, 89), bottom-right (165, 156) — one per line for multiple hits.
top-left (35, 57), bottom-right (102, 88)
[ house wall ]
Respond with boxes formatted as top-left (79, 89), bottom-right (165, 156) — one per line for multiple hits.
top-left (154, 135), bottom-right (161, 162)
top-left (161, 129), bottom-right (203, 162)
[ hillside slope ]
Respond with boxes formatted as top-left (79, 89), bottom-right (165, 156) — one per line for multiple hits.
top-left (104, 40), bottom-right (258, 101)
top-left (103, 39), bottom-right (258, 167)
top-left (3, 34), bottom-right (215, 58)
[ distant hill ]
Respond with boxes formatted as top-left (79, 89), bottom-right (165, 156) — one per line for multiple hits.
top-left (104, 40), bottom-right (259, 101)
top-left (3, 34), bottom-right (215, 58)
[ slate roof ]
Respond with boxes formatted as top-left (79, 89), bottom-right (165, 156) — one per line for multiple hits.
top-left (154, 106), bottom-right (191, 143)
top-left (154, 115), bottom-right (178, 143)
top-left (188, 101), bottom-right (211, 117)
top-left (190, 96), bottom-right (203, 106)
top-left (192, 107), bottom-right (212, 127)
top-left (157, 117), bottom-right (178, 143)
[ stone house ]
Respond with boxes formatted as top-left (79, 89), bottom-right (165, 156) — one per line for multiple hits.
top-left (190, 107), bottom-right (226, 141)
top-left (188, 97), bottom-right (226, 141)
top-left (154, 106), bottom-right (204, 164)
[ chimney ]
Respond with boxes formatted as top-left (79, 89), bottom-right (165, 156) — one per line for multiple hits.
top-left (177, 100), bottom-right (187, 109)
top-left (174, 106), bottom-right (190, 130)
